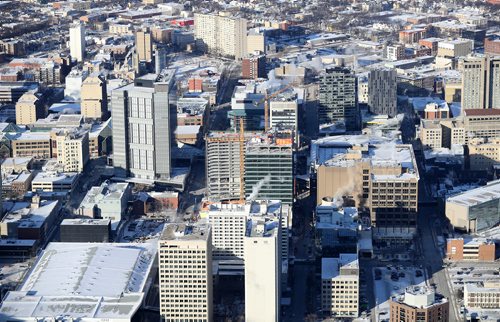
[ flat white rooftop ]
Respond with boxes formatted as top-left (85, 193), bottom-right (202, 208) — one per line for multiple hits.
top-left (447, 180), bottom-right (500, 208)
top-left (0, 242), bottom-right (157, 322)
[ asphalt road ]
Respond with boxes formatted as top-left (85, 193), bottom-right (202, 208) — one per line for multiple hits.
top-left (283, 195), bottom-right (317, 321)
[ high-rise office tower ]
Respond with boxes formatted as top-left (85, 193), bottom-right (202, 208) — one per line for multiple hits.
top-left (135, 30), bottom-right (152, 63)
top-left (245, 135), bottom-right (293, 205)
top-left (460, 56), bottom-right (500, 110)
top-left (368, 68), bottom-right (397, 117)
top-left (318, 67), bottom-right (359, 131)
top-left (81, 73), bottom-right (107, 120)
top-left (69, 23), bottom-right (85, 62)
top-left (194, 13), bottom-right (247, 60)
top-left (244, 217), bottom-right (281, 322)
top-left (158, 223), bottom-right (213, 322)
top-left (111, 72), bottom-right (174, 182)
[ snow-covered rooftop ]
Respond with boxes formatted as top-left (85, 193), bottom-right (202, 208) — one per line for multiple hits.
top-left (447, 180), bottom-right (500, 208)
top-left (0, 242), bottom-right (157, 322)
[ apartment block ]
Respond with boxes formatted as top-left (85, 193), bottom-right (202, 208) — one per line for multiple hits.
top-left (15, 91), bottom-right (44, 125)
top-left (387, 44), bottom-right (405, 61)
top-left (321, 254), bottom-right (359, 318)
top-left (399, 29), bottom-right (426, 44)
top-left (368, 68), bottom-right (397, 117)
top-left (0, 81), bottom-right (39, 103)
top-left (111, 72), bottom-right (174, 183)
top-left (465, 281), bottom-right (500, 309)
top-left (390, 286), bottom-right (449, 322)
top-left (81, 73), bottom-right (107, 120)
top-left (447, 238), bottom-right (495, 262)
top-left (135, 30), bottom-right (152, 63)
top-left (194, 13), bottom-right (247, 60)
top-left (441, 120), bottom-right (465, 148)
top-left (69, 23), bottom-right (85, 62)
top-left (158, 223), bottom-right (213, 322)
top-left (318, 67), bottom-right (359, 131)
top-left (419, 38), bottom-right (443, 55)
top-left (55, 129), bottom-right (89, 173)
top-left (242, 55), bottom-right (266, 79)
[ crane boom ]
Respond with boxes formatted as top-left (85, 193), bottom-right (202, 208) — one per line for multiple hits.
top-left (255, 83), bottom-right (295, 132)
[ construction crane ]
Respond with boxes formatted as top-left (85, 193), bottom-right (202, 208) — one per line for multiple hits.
top-left (255, 83), bottom-right (295, 132)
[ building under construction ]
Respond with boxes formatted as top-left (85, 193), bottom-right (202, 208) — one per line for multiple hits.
top-left (205, 130), bottom-right (293, 204)
top-left (245, 133), bottom-right (293, 204)
top-left (206, 131), bottom-right (247, 201)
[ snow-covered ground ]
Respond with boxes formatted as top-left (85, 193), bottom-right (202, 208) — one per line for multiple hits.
top-left (372, 265), bottom-right (426, 322)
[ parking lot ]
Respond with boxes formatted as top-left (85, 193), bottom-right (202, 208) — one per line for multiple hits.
top-left (371, 265), bottom-right (426, 322)
top-left (0, 259), bottom-right (33, 299)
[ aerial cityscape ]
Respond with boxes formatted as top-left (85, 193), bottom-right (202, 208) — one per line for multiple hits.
top-left (0, 0), bottom-right (499, 321)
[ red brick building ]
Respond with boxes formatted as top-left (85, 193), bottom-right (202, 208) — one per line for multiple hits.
top-left (242, 55), bottom-right (266, 79)
top-left (485, 37), bottom-right (500, 55)
top-left (447, 238), bottom-right (496, 262)
top-left (390, 286), bottom-right (449, 322)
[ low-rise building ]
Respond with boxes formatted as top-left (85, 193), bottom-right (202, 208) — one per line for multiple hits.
top-left (321, 254), bottom-right (359, 318)
top-left (437, 39), bottom-right (473, 58)
top-left (446, 238), bottom-right (495, 262)
top-left (315, 200), bottom-right (359, 251)
top-left (2, 171), bottom-right (33, 197)
top-left (0, 197), bottom-right (60, 243)
top-left (467, 138), bottom-right (500, 172)
top-left (446, 180), bottom-right (500, 233)
top-left (11, 132), bottom-right (51, 158)
top-left (464, 280), bottom-right (500, 309)
top-left (0, 242), bottom-right (157, 322)
top-left (31, 171), bottom-right (78, 192)
top-left (60, 218), bottom-right (111, 242)
top-left (78, 181), bottom-right (131, 222)
top-left (389, 286), bottom-right (449, 322)
top-left (420, 119), bottom-right (443, 149)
